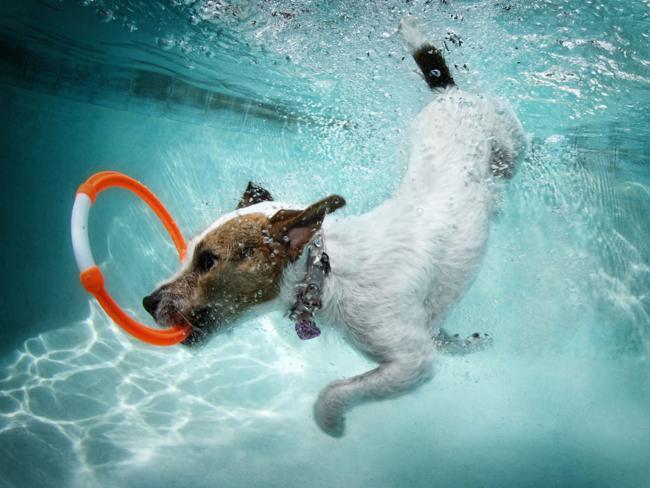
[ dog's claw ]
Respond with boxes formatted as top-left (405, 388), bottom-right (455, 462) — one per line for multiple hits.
top-left (467, 332), bottom-right (493, 351)
top-left (436, 329), bottom-right (493, 355)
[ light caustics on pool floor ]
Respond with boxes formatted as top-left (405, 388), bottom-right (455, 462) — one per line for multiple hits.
top-left (0, 303), bottom-right (317, 483)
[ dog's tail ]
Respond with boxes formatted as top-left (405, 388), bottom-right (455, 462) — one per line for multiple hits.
top-left (399, 16), bottom-right (454, 89)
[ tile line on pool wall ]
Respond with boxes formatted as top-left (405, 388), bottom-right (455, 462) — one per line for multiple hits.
top-left (0, 37), bottom-right (350, 129)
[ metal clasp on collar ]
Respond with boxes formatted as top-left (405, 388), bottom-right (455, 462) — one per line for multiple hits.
top-left (289, 231), bottom-right (329, 340)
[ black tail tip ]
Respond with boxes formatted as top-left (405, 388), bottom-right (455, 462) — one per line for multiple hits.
top-left (413, 43), bottom-right (455, 89)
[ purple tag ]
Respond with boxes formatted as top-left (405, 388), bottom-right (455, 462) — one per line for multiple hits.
top-left (295, 321), bottom-right (321, 340)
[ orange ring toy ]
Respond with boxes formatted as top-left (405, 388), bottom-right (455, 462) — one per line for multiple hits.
top-left (71, 171), bottom-right (191, 346)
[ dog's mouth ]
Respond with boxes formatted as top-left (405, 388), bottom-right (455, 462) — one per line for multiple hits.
top-left (157, 305), bottom-right (223, 347)
top-left (180, 314), bottom-right (222, 347)
top-left (143, 291), bottom-right (232, 347)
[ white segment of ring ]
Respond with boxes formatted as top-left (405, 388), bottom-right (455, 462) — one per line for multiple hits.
top-left (71, 193), bottom-right (96, 273)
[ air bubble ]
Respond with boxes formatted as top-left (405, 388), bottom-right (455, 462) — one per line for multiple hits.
top-left (97, 8), bottom-right (114, 23)
top-left (157, 37), bottom-right (175, 50)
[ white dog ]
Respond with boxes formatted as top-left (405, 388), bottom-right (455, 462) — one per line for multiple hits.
top-left (143, 18), bottom-right (527, 437)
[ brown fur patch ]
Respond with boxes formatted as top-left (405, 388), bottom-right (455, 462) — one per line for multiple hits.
top-left (143, 194), bottom-right (346, 345)
top-left (193, 213), bottom-right (287, 307)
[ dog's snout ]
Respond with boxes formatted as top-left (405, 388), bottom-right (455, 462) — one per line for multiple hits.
top-left (143, 290), bottom-right (162, 316)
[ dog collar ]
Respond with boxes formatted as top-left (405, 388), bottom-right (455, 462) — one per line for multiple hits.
top-left (289, 231), bottom-right (330, 340)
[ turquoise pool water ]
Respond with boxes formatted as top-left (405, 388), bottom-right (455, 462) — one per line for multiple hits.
top-left (1, 1), bottom-right (649, 487)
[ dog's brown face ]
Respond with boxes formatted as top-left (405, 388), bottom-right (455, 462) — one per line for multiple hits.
top-left (143, 182), bottom-right (345, 345)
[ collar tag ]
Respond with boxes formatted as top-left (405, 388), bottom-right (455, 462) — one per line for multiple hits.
top-left (289, 231), bottom-right (329, 340)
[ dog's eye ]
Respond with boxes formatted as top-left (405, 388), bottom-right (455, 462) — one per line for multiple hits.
top-left (239, 244), bottom-right (255, 259)
top-left (197, 251), bottom-right (219, 273)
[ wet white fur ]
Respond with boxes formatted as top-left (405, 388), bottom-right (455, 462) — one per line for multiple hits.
top-left (188, 29), bottom-right (526, 436)
top-left (278, 83), bottom-right (527, 435)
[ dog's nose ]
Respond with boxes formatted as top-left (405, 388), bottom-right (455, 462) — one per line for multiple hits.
top-left (142, 290), bottom-right (162, 317)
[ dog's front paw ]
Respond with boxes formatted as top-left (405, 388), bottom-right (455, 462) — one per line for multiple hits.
top-left (313, 392), bottom-right (346, 438)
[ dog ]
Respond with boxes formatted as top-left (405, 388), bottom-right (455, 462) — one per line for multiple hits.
top-left (143, 17), bottom-right (527, 437)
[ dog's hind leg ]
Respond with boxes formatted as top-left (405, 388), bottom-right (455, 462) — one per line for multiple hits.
top-left (314, 350), bottom-right (434, 437)
top-left (433, 328), bottom-right (493, 355)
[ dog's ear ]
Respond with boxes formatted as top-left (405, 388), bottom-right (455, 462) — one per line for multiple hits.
top-left (269, 195), bottom-right (345, 260)
top-left (237, 181), bottom-right (273, 209)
